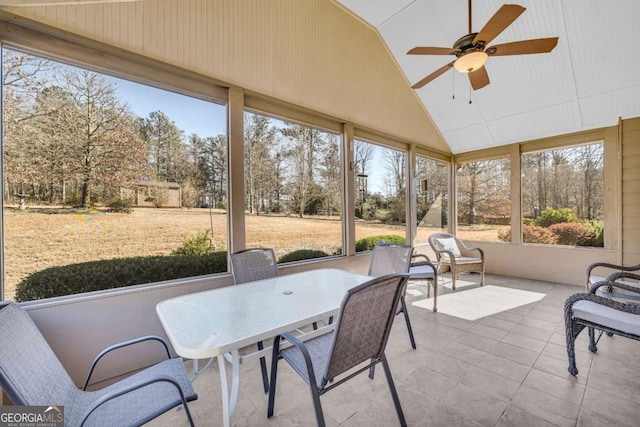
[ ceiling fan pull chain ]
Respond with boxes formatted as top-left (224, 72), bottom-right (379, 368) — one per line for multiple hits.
top-left (469, 82), bottom-right (472, 104)
top-left (452, 70), bottom-right (455, 99)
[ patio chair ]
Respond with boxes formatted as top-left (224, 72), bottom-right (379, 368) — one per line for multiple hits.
top-left (428, 232), bottom-right (484, 290)
top-left (369, 243), bottom-right (416, 349)
top-left (230, 248), bottom-right (279, 394)
top-left (0, 301), bottom-right (196, 427)
top-left (267, 274), bottom-right (409, 427)
top-left (409, 251), bottom-right (439, 312)
top-left (230, 248), bottom-right (322, 394)
top-left (230, 247), bottom-right (279, 285)
top-left (564, 274), bottom-right (640, 375)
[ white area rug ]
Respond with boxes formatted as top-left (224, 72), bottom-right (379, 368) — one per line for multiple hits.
top-left (411, 285), bottom-right (547, 321)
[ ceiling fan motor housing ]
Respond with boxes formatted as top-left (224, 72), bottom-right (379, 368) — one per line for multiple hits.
top-left (453, 33), bottom-right (485, 56)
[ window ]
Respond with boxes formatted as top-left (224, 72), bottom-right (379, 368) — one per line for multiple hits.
top-left (457, 158), bottom-right (511, 242)
top-left (521, 142), bottom-right (604, 246)
top-left (353, 140), bottom-right (407, 251)
top-left (2, 47), bottom-right (228, 302)
top-left (415, 155), bottom-right (449, 243)
top-left (243, 111), bottom-right (343, 261)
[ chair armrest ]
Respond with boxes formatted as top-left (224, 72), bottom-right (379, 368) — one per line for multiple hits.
top-left (79, 374), bottom-right (193, 427)
top-left (83, 335), bottom-right (171, 391)
top-left (411, 253), bottom-right (434, 265)
top-left (588, 278), bottom-right (640, 296)
top-left (277, 332), bottom-right (322, 389)
top-left (606, 272), bottom-right (640, 283)
top-left (439, 250), bottom-right (458, 264)
top-left (586, 262), bottom-right (640, 283)
top-left (458, 243), bottom-right (484, 260)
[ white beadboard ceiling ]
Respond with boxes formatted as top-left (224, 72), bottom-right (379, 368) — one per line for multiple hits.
top-left (336, 0), bottom-right (640, 153)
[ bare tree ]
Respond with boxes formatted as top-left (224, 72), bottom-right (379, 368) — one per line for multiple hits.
top-left (61, 70), bottom-right (147, 207)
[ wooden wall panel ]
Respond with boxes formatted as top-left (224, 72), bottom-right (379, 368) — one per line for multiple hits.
top-left (4, 0), bottom-right (448, 152)
top-left (622, 117), bottom-right (640, 264)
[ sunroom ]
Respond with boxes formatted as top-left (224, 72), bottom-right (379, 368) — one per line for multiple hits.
top-left (0, 1), bottom-right (638, 426)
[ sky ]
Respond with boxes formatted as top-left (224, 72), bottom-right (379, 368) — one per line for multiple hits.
top-left (109, 76), bottom-right (228, 138)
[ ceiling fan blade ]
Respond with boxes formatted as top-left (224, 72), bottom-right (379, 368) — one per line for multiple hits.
top-left (407, 47), bottom-right (460, 56)
top-left (487, 37), bottom-right (559, 56)
top-left (469, 66), bottom-right (490, 90)
top-left (472, 4), bottom-right (526, 46)
top-left (411, 61), bottom-right (455, 89)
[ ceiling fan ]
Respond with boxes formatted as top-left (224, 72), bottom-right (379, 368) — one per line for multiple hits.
top-left (408, 0), bottom-right (558, 90)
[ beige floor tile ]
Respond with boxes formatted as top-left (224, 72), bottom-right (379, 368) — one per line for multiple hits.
top-left (442, 383), bottom-right (508, 427)
top-left (521, 368), bottom-right (586, 405)
top-left (461, 366), bottom-right (521, 402)
top-left (500, 331), bottom-right (547, 353)
top-left (476, 353), bottom-right (531, 384)
top-left (510, 384), bottom-right (581, 427)
top-left (489, 342), bottom-right (539, 366)
top-left (495, 405), bottom-right (559, 427)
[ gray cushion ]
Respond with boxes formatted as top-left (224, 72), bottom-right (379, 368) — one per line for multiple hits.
top-left (572, 300), bottom-right (640, 336)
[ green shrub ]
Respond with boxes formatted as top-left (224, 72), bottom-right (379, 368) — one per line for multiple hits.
top-left (535, 208), bottom-right (579, 227)
top-left (278, 249), bottom-right (330, 263)
top-left (15, 251), bottom-right (228, 302)
top-left (171, 230), bottom-right (213, 256)
top-left (499, 225), bottom-right (558, 244)
top-left (548, 222), bottom-right (594, 246)
top-left (356, 235), bottom-right (406, 252)
top-left (106, 196), bottom-right (133, 213)
top-left (522, 217), bottom-right (535, 226)
top-left (586, 220), bottom-right (604, 247)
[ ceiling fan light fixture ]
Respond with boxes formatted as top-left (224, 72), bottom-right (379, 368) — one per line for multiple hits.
top-left (453, 51), bottom-right (488, 73)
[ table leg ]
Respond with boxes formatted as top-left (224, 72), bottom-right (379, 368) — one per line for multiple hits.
top-left (218, 350), bottom-right (241, 427)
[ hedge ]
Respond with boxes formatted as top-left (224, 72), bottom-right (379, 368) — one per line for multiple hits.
top-left (278, 249), bottom-right (330, 263)
top-left (15, 251), bottom-right (228, 302)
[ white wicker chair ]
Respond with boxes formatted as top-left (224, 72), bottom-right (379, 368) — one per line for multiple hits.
top-left (428, 232), bottom-right (484, 290)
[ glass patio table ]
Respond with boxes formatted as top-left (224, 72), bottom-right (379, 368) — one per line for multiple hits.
top-left (156, 268), bottom-right (371, 427)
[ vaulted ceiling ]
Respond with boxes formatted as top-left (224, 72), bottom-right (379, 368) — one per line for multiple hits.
top-left (335, 0), bottom-right (639, 153)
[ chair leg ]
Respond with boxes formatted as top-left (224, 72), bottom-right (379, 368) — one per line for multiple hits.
top-left (451, 270), bottom-right (457, 291)
top-left (564, 317), bottom-right (579, 376)
top-left (480, 266), bottom-right (484, 286)
top-left (309, 386), bottom-right (326, 427)
top-left (381, 354), bottom-right (407, 427)
top-left (257, 341), bottom-right (269, 394)
top-left (267, 338), bottom-right (281, 418)
top-left (312, 322), bottom-right (318, 330)
top-left (400, 297), bottom-right (416, 349)
top-left (369, 358), bottom-right (376, 379)
top-left (588, 327), bottom-right (598, 353)
top-left (431, 279), bottom-right (438, 313)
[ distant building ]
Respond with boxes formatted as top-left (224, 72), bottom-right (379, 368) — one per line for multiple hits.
top-left (121, 181), bottom-right (182, 208)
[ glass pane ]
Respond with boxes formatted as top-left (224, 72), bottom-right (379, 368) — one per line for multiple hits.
top-left (521, 143), bottom-right (604, 246)
top-left (416, 155), bottom-right (449, 243)
top-left (353, 140), bottom-right (407, 252)
top-left (243, 111), bottom-right (343, 262)
top-left (2, 48), bottom-right (228, 301)
top-left (457, 158), bottom-right (511, 242)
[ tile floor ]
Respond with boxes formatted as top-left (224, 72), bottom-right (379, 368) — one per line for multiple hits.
top-left (149, 273), bottom-right (640, 426)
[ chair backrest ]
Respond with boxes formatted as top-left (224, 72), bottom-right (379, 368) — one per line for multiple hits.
top-left (322, 274), bottom-right (409, 383)
top-left (230, 248), bottom-right (279, 285)
top-left (428, 232), bottom-right (461, 261)
top-left (368, 243), bottom-right (413, 276)
top-left (0, 302), bottom-right (79, 406)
